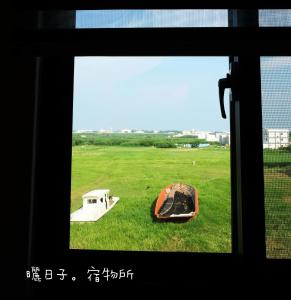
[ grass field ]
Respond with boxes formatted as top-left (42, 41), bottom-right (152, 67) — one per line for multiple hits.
top-left (70, 145), bottom-right (231, 252)
top-left (264, 150), bottom-right (291, 258)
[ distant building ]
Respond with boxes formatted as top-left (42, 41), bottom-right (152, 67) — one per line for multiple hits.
top-left (215, 132), bottom-right (230, 145)
top-left (76, 129), bottom-right (94, 133)
top-left (182, 130), bottom-right (192, 136)
top-left (263, 128), bottom-right (289, 149)
top-left (121, 129), bottom-right (132, 133)
top-left (173, 129), bottom-right (230, 145)
top-left (99, 129), bottom-right (112, 134)
top-left (205, 133), bottom-right (218, 142)
top-left (195, 131), bottom-right (208, 139)
top-left (134, 130), bottom-right (145, 134)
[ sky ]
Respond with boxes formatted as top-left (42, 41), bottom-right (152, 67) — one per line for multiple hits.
top-left (76, 9), bottom-right (291, 29)
top-left (72, 11), bottom-right (291, 132)
top-left (74, 10), bottom-right (230, 132)
top-left (261, 57), bottom-right (291, 130)
top-left (73, 57), bottom-right (230, 132)
top-left (76, 10), bottom-right (228, 28)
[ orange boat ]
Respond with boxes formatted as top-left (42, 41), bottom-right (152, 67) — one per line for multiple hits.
top-left (154, 183), bottom-right (198, 220)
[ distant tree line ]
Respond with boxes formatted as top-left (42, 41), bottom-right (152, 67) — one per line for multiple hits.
top-left (72, 133), bottom-right (207, 148)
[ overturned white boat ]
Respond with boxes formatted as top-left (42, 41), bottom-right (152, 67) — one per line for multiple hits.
top-left (70, 189), bottom-right (120, 222)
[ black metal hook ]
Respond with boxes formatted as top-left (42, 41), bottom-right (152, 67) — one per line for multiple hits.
top-left (218, 73), bottom-right (231, 119)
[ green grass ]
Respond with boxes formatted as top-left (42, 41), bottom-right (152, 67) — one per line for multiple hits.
top-left (70, 145), bottom-right (231, 252)
top-left (264, 150), bottom-right (291, 259)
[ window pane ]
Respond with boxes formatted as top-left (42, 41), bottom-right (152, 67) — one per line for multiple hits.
top-left (70, 57), bottom-right (231, 253)
top-left (259, 10), bottom-right (291, 27)
top-left (76, 10), bottom-right (228, 28)
top-left (261, 57), bottom-right (291, 259)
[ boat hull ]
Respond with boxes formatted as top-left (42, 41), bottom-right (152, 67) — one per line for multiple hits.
top-left (154, 184), bottom-right (198, 220)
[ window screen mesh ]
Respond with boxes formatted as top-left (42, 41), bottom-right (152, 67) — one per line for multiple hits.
top-left (76, 10), bottom-right (228, 28)
top-left (261, 57), bottom-right (291, 259)
top-left (259, 10), bottom-right (291, 27)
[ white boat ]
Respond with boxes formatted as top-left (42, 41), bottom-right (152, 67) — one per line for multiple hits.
top-left (70, 189), bottom-right (120, 222)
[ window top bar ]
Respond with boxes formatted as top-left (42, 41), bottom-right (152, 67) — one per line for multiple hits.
top-left (14, 27), bottom-right (291, 56)
top-left (16, 0), bottom-right (291, 10)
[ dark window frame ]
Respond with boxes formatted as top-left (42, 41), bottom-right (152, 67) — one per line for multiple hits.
top-left (18, 6), bottom-right (291, 294)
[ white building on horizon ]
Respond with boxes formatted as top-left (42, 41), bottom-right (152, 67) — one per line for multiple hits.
top-left (263, 128), bottom-right (289, 149)
top-left (214, 132), bottom-right (230, 145)
top-left (99, 128), bottom-right (113, 134)
top-left (205, 132), bottom-right (218, 142)
top-left (182, 130), bottom-right (193, 136)
top-left (121, 128), bottom-right (132, 133)
top-left (178, 129), bottom-right (230, 145)
top-left (75, 129), bottom-right (95, 133)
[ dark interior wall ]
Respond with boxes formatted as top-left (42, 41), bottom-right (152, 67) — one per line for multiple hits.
top-left (11, 9), bottom-right (76, 264)
top-left (30, 56), bottom-right (74, 265)
top-left (9, 10), bottom-right (39, 298)
top-left (10, 10), bottom-right (75, 297)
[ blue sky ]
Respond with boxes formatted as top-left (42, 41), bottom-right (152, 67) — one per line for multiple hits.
top-left (76, 10), bottom-right (228, 28)
top-left (73, 57), bottom-right (230, 132)
top-left (74, 10), bottom-right (230, 132)
top-left (76, 9), bottom-right (291, 28)
top-left (73, 11), bottom-right (291, 132)
top-left (261, 57), bottom-right (291, 130)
